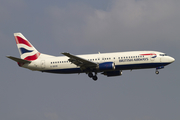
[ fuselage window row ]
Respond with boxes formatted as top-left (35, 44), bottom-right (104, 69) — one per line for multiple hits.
top-left (51, 61), bottom-right (69, 64)
top-left (50, 55), bottom-right (146, 64)
top-left (118, 56), bottom-right (144, 59)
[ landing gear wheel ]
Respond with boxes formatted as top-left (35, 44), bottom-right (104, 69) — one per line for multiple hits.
top-left (155, 71), bottom-right (159, 74)
top-left (88, 73), bottom-right (93, 78)
top-left (92, 76), bottom-right (98, 81)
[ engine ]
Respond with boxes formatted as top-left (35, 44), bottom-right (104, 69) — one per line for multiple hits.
top-left (98, 62), bottom-right (115, 71)
top-left (102, 70), bottom-right (122, 77)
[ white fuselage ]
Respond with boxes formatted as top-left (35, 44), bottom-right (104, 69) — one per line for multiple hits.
top-left (22, 51), bottom-right (175, 74)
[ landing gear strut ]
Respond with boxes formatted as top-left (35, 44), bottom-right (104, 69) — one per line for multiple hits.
top-left (88, 72), bottom-right (98, 81)
top-left (155, 66), bottom-right (164, 74)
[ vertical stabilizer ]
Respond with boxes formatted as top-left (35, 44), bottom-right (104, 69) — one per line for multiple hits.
top-left (14, 33), bottom-right (41, 61)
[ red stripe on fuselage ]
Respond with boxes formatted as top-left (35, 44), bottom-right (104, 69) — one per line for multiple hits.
top-left (140, 53), bottom-right (156, 56)
top-left (15, 36), bottom-right (32, 47)
top-left (24, 52), bottom-right (41, 61)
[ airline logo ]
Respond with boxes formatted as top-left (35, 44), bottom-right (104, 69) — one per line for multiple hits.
top-left (14, 35), bottom-right (40, 61)
top-left (140, 53), bottom-right (157, 58)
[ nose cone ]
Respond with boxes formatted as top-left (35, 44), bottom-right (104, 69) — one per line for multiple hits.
top-left (161, 56), bottom-right (175, 63)
top-left (170, 57), bottom-right (175, 63)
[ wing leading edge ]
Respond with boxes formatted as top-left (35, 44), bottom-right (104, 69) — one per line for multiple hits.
top-left (61, 52), bottom-right (97, 69)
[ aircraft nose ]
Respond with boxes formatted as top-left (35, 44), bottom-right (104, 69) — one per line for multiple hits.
top-left (169, 57), bottom-right (175, 63)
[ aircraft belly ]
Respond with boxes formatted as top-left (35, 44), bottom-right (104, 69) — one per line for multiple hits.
top-left (42, 68), bottom-right (82, 74)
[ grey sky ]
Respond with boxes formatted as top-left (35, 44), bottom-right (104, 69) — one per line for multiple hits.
top-left (0, 0), bottom-right (180, 120)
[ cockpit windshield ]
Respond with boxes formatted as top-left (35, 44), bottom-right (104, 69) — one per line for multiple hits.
top-left (159, 54), bottom-right (167, 56)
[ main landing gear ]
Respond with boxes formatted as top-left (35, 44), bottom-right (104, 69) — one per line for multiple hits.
top-left (88, 72), bottom-right (98, 81)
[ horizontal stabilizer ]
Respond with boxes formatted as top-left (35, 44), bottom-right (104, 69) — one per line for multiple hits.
top-left (6, 56), bottom-right (31, 63)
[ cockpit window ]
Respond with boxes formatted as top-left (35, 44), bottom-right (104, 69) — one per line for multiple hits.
top-left (159, 54), bottom-right (167, 56)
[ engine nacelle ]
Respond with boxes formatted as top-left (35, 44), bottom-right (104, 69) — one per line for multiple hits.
top-left (98, 62), bottom-right (115, 71)
top-left (102, 70), bottom-right (122, 77)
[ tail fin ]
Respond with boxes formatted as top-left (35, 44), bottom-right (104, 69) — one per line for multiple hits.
top-left (14, 33), bottom-right (41, 61)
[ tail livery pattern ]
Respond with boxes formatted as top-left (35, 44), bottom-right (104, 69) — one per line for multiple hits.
top-left (14, 33), bottom-right (40, 61)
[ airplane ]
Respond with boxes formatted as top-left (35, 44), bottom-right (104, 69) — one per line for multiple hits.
top-left (7, 33), bottom-right (175, 81)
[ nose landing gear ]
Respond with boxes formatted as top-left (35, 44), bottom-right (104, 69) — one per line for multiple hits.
top-left (155, 66), bottom-right (164, 74)
top-left (155, 70), bottom-right (159, 74)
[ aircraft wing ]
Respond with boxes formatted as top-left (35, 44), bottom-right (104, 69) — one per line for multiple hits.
top-left (61, 52), bottom-right (97, 69)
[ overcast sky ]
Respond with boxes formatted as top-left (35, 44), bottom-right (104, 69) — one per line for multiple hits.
top-left (0, 0), bottom-right (180, 120)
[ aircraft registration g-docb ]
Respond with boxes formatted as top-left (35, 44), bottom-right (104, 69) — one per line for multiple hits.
top-left (7, 33), bottom-right (175, 81)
